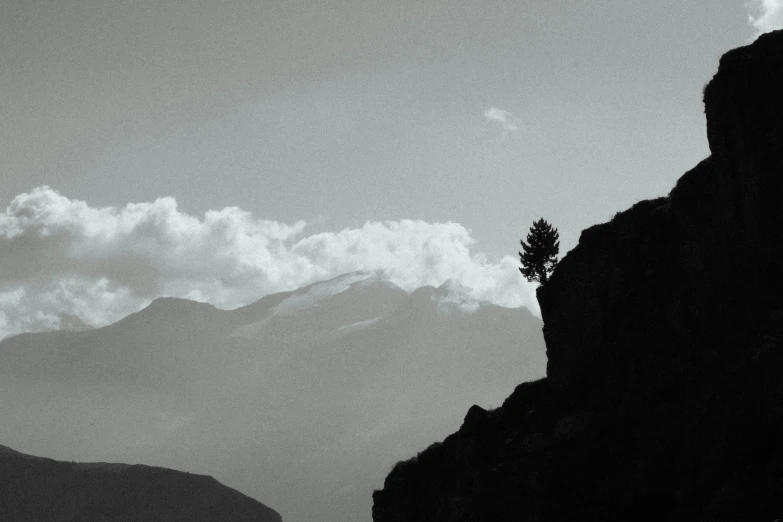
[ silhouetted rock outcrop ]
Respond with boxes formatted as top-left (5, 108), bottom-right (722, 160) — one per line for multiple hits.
top-left (0, 445), bottom-right (282, 521)
top-left (373, 30), bottom-right (783, 521)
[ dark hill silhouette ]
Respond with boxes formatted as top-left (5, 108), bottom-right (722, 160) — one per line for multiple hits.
top-left (0, 272), bottom-right (545, 522)
top-left (0, 444), bottom-right (281, 521)
top-left (373, 30), bottom-right (783, 521)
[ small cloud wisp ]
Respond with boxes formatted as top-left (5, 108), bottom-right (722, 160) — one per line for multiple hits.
top-left (484, 106), bottom-right (520, 134)
top-left (748, 0), bottom-right (783, 36)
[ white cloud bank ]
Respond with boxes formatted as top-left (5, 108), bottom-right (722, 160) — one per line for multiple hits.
top-left (747, 0), bottom-right (783, 35)
top-left (484, 106), bottom-right (520, 134)
top-left (0, 187), bottom-right (538, 338)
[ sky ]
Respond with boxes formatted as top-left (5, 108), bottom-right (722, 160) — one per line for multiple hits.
top-left (1, 0), bottom-right (781, 337)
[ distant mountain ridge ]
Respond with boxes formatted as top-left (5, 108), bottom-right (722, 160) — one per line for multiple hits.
top-left (0, 444), bottom-right (281, 522)
top-left (0, 271), bottom-right (545, 522)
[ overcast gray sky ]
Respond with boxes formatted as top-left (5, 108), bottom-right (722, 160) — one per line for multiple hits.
top-left (1, 0), bottom-right (781, 336)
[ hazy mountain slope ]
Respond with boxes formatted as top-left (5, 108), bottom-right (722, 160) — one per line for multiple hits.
top-left (373, 30), bottom-right (783, 521)
top-left (0, 445), bottom-right (281, 522)
top-left (0, 272), bottom-right (545, 522)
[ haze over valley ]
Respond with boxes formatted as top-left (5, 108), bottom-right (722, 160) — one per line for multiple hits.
top-left (0, 272), bottom-right (545, 521)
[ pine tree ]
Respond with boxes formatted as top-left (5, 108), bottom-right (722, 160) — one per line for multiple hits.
top-left (519, 218), bottom-right (560, 284)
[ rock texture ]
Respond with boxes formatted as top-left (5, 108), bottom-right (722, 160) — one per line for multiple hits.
top-left (373, 30), bottom-right (783, 521)
top-left (0, 445), bottom-right (282, 521)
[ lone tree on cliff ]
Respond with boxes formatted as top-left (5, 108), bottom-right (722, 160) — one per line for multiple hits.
top-left (519, 218), bottom-right (560, 284)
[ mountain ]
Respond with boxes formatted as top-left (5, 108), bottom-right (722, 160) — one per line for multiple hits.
top-left (0, 272), bottom-right (545, 522)
top-left (0, 444), bottom-right (281, 522)
top-left (372, 31), bottom-right (783, 521)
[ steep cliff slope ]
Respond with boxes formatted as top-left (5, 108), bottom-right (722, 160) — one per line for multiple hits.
top-left (373, 30), bottom-right (783, 521)
top-left (0, 445), bottom-right (281, 521)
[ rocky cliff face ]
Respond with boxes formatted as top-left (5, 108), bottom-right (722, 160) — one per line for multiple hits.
top-left (0, 445), bottom-right (282, 521)
top-left (373, 30), bottom-right (783, 521)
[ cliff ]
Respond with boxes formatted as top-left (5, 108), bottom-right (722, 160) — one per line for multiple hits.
top-left (0, 445), bottom-right (282, 521)
top-left (373, 30), bottom-right (783, 521)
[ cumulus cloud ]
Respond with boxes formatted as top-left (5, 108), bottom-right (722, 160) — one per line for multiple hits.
top-left (484, 106), bottom-right (520, 134)
top-left (747, 0), bottom-right (783, 35)
top-left (0, 187), bottom-right (538, 338)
